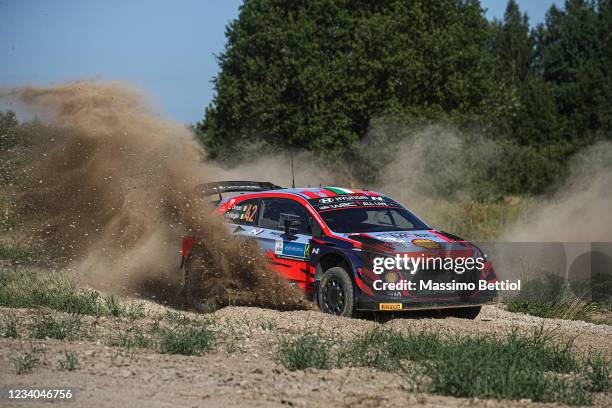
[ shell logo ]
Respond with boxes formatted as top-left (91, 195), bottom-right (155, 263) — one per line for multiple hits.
top-left (411, 238), bottom-right (442, 249)
top-left (384, 271), bottom-right (399, 283)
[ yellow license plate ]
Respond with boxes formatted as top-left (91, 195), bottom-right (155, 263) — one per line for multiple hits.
top-left (379, 303), bottom-right (403, 311)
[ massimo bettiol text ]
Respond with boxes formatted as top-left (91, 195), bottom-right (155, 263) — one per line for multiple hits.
top-left (371, 254), bottom-right (520, 291)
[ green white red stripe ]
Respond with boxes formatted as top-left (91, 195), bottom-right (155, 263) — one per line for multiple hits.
top-left (324, 187), bottom-right (354, 195)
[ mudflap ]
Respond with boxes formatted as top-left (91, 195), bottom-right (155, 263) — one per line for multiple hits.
top-left (179, 253), bottom-right (206, 312)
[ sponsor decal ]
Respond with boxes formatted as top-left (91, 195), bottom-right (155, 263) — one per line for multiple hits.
top-left (248, 228), bottom-right (264, 236)
top-left (411, 238), bottom-right (442, 249)
top-left (384, 271), bottom-right (399, 283)
top-left (224, 202), bottom-right (258, 223)
top-left (309, 194), bottom-right (397, 212)
top-left (379, 303), bottom-right (403, 311)
top-left (274, 240), bottom-right (308, 259)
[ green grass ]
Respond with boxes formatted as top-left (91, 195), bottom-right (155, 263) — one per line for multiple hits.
top-left (29, 312), bottom-right (85, 341)
top-left (506, 275), bottom-right (600, 322)
top-left (586, 355), bottom-right (611, 392)
top-left (110, 321), bottom-right (154, 350)
top-left (277, 327), bottom-right (611, 406)
top-left (11, 344), bottom-right (42, 375)
top-left (59, 351), bottom-right (80, 371)
top-left (278, 332), bottom-right (333, 370)
top-left (0, 269), bottom-right (145, 317)
top-left (109, 313), bottom-right (215, 356)
top-left (154, 315), bottom-right (215, 356)
top-left (0, 243), bottom-right (46, 266)
top-left (1, 313), bottom-right (20, 338)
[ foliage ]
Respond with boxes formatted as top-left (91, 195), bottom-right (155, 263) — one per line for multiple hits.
top-left (197, 0), bottom-right (612, 199)
top-left (199, 0), bottom-right (505, 162)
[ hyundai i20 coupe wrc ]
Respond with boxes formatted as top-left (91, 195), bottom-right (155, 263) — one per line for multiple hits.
top-left (181, 181), bottom-right (498, 318)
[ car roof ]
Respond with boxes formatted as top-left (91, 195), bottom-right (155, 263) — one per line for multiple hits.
top-left (248, 186), bottom-right (385, 200)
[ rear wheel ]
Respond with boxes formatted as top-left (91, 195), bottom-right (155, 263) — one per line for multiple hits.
top-left (446, 306), bottom-right (481, 319)
top-left (318, 267), bottom-right (354, 317)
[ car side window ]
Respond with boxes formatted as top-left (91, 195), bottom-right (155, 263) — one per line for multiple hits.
top-left (224, 198), bottom-right (260, 225)
top-left (259, 198), bottom-right (311, 234)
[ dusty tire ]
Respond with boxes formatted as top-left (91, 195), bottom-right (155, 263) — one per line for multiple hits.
top-left (447, 306), bottom-right (481, 319)
top-left (318, 267), bottom-right (354, 317)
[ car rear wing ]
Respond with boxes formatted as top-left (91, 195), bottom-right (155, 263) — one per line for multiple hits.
top-left (196, 180), bottom-right (283, 201)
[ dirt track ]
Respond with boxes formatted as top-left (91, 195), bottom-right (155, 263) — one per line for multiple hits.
top-left (1, 302), bottom-right (611, 408)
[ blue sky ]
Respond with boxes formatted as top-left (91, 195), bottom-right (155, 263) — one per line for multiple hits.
top-left (1, 0), bottom-right (562, 124)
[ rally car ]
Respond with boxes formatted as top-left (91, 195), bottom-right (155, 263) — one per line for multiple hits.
top-left (180, 181), bottom-right (498, 318)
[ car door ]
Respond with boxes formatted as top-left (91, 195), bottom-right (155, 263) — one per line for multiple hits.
top-left (256, 197), bottom-right (313, 289)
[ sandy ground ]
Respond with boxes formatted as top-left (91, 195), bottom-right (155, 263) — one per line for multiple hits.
top-left (0, 303), bottom-right (610, 408)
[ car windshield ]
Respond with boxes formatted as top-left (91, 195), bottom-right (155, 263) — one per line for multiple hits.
top-left (319, 207), bottom-right (429, 233)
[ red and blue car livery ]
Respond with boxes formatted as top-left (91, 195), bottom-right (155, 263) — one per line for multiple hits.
top-left (182, 181), bottom-right (498, 318)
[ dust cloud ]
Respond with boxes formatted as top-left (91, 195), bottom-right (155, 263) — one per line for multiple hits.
top-left (499, 142), bottom-right (612, 285)
top-left (503, 141), bottom-right (612, 243)
top-left (1, 80), bottom-right (308, 311)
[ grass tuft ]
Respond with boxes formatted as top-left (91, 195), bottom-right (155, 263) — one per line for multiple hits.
top-left (586, 355), bottom-right (611, 393)
top-left (157, 324), bottom-right (215, 356)
top-left (29, 312), bottom-right (84, 341)
top-left (59, 351), bottom-right (80, 371)
top-left (507, 275), bottom-right (598, 321)
top-left (104, 295), bottom-right (124, 317)
top-left (1, 313), bottom-right (20, 338)
top-left (278, 332), bottom-right (333, 370)
top-left (110, 322), bottom-right (153, 350)
top-left (11, 344), bottom-right (42, 375)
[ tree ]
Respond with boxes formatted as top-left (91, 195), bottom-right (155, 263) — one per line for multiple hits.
top-left (492, 0), bottom-right (533, 86)
top-left (199, 0), bottom-right (507, 160)
top-left (535, 0), bottom-right (611, 143)
top-left (489, 1), bottom-right (564, 146)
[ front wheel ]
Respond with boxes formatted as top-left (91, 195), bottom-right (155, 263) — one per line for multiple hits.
top-left (318, 267), bottom-right (354, 317)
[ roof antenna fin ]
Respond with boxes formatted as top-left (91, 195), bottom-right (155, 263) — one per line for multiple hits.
top-left (290, 150), bottom-right (296, 188)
